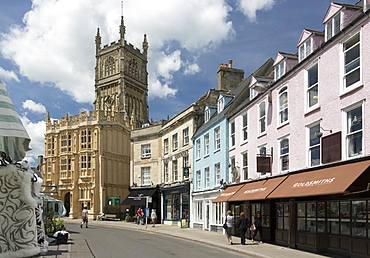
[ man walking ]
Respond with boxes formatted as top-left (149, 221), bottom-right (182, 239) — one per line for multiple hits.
top-left (236, 212), bottom-right (250, 245)
top-left (81, 207), bottom-right (88, 228)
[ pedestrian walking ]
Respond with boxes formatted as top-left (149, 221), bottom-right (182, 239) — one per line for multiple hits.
top-left (151, 209), bottom-right (157, 227)
top-left (224, 210), bottom-right (234, 245)
top-left (136, 207), bottom-right (143, 225)
top-left (252, 211), bottom-right (263, 243)
top-left (81, 207), bottom-right (88, 228)
top-left (236, 212), bottom-right (250, 245)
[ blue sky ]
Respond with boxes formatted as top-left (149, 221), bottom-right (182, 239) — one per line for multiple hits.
top-left (0, 0), bottom-right (359, 165)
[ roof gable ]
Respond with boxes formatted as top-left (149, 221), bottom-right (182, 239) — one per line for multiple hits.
top-left (323, 2), bottom-right (343, 24)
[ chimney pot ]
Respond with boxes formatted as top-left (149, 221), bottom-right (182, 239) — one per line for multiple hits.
top-left (228, 59), bottom-right (233, 68)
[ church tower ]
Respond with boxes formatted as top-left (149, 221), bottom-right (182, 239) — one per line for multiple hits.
top-left (42, 17), bottom-right (149, 219)
top-left (94, 16), bottom-right (149, 129)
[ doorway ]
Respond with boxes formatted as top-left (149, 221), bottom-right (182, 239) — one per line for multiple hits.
top-left (64, 192), bottom-right (70, 217)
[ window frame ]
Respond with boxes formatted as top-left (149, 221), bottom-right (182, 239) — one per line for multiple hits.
top-left (183, 127), bottom-right (189, 146)
top-left (172, 133), bottom-right (178, 151)
top-left (299, 37), bottom-right (312, 62)
top-left (343, 102), bottom-right (363, 159)
top-left (275, 61), bottom-right (285, 81)
top-left (214, 127), bottom-right (221, 151)
top-left (141, 167), bottom-right (151, 185)
top-left (325, 12), bottom-right (341, 41)
top-left (141, 144), bottom-right (151, 158)
top-left (204, 134), bottom-right (210, 156)
top-left (306, 62), bottom-right (319, 112)
top-left (164, 138), bottom-right (169, 154)
top-left (242, 113), bottom-right (248, 141)
top-left (279, 136), bottom-right (290, 173)
top-left (196, 139), bottom-right (201, 160)
top-left (230, 121), bottom-right (235, 148)
top-left (307, 122), bottom-right (321, 167)
top-left (341, 31), bottom-right (361, 93)
top-left (278, 86), bottom-right (289, 126)
top-left (259, 100), bottom-right (267, 135)
top-left (205, 167), bottom-right (210, 188)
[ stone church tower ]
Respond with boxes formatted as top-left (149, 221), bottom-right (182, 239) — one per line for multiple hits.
top-left (42, 17), bottom-right (149, 219)
top-left (94, 16), bottom-right (149, 128)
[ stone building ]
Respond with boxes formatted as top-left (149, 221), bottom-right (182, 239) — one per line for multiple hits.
top-left (125, 60), bottom-right (244, 226)
top-left (42, 17), bottom-right (149, 219)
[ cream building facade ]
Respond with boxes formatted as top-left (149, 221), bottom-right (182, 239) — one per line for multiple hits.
top-left (42, 17), bottom-right (149, 219)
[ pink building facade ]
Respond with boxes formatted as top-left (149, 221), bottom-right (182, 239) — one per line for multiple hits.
top-left (223, 2), bottom-right (370, 257)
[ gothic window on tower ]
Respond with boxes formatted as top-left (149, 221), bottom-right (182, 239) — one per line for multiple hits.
top-left (128, 58), bottom-right (138, 78)
top-left (105, 56), bottom-right (115, 77)
top-left (81, 129), bottom-right (92, 149)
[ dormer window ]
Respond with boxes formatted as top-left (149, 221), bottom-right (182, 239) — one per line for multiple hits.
top-left (218, 97), bottom-right (224, 113)
top-left (204, 109), bottom-right (210, 122)
top-left (250, 87), bottom-right (258, 99)
top-left (275, 61), bottom-right (285, 81)
top-left (299, 38), bottom-right (312, 62)
top-left (326, 12), bottom-right (341, 41)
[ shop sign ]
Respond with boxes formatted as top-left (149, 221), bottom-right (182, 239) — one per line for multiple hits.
top-left (244, 187), bottom-right (267, 194)
top-left (322, 132), bottom-right (341, 164)
top-left (257, 156), bottom-right (271, 172)
top-left (292, 177), bottom-right (336, 188)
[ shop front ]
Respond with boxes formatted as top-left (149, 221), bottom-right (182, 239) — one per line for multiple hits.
top-left (121, 185), bottom-right (160, 221)
top-left (227, 176), bottom-right (288, 241)
top-left (268, 159), bottom-right (370, 257)
top-left (161, 182), bottom-right (190, 227)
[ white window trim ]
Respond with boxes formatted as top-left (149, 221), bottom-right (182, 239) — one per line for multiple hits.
top-left (196, 139), bottom-right (201, 160)
top-left (141, 144), bottom-right (151, 158)
top-left (325, 12), bottom-right (341, 41)
top-left (214, 127), bottom-right (221, 151)
top-left (306, 121), bottom-right (321, 167)
top-left (278, 135), bottom-right (290, 173)
top-left (183, 127), bottom-right (189, 146)
top-left (242, 113), bottom-right (248, 142)
top-left (275, 61), bottom-right (285, 81)
top-left (204, 134), bottom-right (210, 157)
top-left (342, 101), bottom-right (364, 159)
top-left (340, 30), bottom-right (362, 95)
top-left (205, 167), bottom-right (210, 188)
top-left (215, 163), bottom-right (221, 185)
top-left (305, 62), bottom-right (320, 113)
top-left (277, 86), bottom-right (289, 127)
top-left (218, 97), bottom-right (224, 113)
top-left (230, 121), bottom-right (235, 148)
top-left (258, 100), bottom-right (267, 136)
top-left (299, 37), bottom-right (312, 62)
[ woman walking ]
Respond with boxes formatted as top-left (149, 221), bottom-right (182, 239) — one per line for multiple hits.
top-left (151, 209), bottom-right (157, 227)
top-left (225, 210), bottom-right (234, 245)
top-left (252, 211), bottom-right (263, 243)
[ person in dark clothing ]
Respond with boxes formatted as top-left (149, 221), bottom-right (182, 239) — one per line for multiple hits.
top-left (252, 211), bottom-right (263, 243)
top-left (236, 212), bottom-right (250, 245)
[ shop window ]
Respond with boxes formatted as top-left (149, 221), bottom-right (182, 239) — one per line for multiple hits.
top-left (328, 201), bottom-right (340, 234)
top-left (297, 202), bottom-right (317, 233)
top-left (352, 200), bottom-right (367, 238)
top-left (262, 204), bottom-right (270, 227)
top-left (277, 203), bottom-right (289, 230)
top-left (340, 201), bottom-right (351, 235)
top-left (317, 202), bottom-right (326, 233)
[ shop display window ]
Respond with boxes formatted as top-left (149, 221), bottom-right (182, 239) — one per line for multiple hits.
top-left (295, 200), bottom-right (369, 237)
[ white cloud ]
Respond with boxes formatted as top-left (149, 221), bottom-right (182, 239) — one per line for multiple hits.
top-left (236, 0), bottom-right (275, 21)
top-left (184, 62), bottom-right (200, 75)
top-left (22, 100), bottom-right (46, 114)
top-left (20, 116), bottom-right (45, 164)
top-left (0, 0), bottom-right (235, 102)
top-left (0, 66), bottom-right (19, 82)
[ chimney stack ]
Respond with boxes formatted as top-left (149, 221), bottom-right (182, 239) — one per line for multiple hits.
top-left (217, 59), bottom-right (244, 91)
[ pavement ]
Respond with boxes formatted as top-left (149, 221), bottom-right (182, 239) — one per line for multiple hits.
top-left (44, 218), bottom-right (342, 258)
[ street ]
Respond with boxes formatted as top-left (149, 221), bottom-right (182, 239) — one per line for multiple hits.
top-left (63, 220), bottom-right (245, 258)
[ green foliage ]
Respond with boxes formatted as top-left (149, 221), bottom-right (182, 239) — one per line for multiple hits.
top-left (46, 219), bottom-right (66, 236)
